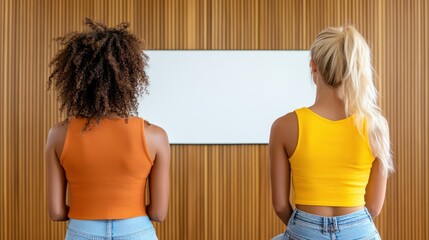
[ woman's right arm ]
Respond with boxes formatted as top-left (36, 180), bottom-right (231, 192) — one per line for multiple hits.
top-left (269, 113), bottom-right (296, 225)
top-left (45, 123), bottom-right (69, 221)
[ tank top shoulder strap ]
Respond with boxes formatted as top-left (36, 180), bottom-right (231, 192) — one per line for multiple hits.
top-left (140, 118), bottom-right (154, 165)
top-left (288, 108), bottom-right (309, 161)
top-left (293, 107), bottom-right (312, 128)
top-left (294, 107), bottom-right (310, 119)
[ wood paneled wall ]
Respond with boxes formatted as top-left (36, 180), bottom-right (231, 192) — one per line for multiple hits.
top-left (1, 0), bottom-right (427, 239)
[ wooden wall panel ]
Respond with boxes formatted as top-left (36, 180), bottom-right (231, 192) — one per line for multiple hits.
top-left (381, 0), bottom-right (428, 239)
top-left (0, 0), bottom-right (427, 239)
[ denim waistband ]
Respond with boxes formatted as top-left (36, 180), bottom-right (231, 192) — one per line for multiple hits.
top-left (289, 208), bottom-right (373, 233)
top-left (68, 216), bottom-right (153, 236)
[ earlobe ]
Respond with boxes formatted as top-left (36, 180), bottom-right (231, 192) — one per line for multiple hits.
top-left (309, 60), bottom-right (317, 73)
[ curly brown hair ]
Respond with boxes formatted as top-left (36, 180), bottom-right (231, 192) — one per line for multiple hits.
top-left (48, 18), bottom-right (149, 128)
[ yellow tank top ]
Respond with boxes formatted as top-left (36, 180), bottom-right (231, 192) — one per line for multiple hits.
top-left (290, 108), bottom-right (375, 207)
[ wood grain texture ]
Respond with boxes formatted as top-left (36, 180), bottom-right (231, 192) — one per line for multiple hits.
top-left (0, 0), bottom-right (427, 239)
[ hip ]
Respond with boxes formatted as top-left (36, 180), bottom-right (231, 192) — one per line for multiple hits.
top-left (274, 208), bottom-right (380, 240)
top-left (65, 216), bottom-right (157, 240)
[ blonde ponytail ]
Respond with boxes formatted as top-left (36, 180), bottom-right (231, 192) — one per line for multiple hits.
top-left (310, 26), bottom-right (394, 176)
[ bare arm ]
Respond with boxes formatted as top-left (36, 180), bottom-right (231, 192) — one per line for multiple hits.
top-left (269, 115), bottom-right (295, 225)
top-left (45, 123), bottom-right (69, 221)
top-left (364, 158), bottom-right (388, 218)
top-left (145, 123), bottom-right (170, 222)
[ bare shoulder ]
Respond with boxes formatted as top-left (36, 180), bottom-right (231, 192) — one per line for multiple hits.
top-left (47, 121), bottom-right (68, 144)
top-left (49, 121), bottom-right (68, 135)
top-left (271, 112), bottom-right (298, 158)
top-left (46, 121), bottom-right (69, 158)
top-left (271, 111), bottom-right (298, 133)
top-left (144, 121), bottom-right (169, 143)
top-left (143, 121), bottom-right (170, 161)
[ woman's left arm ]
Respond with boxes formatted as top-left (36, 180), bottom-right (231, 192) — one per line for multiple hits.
top-left (45, 123), bottom-right (69, 221)
top-left (146, 125), bottom-right (170, 222)
top-left (364, 158), bottom-right (388, 218)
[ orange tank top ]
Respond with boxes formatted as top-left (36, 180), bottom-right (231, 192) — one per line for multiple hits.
top-left (60, 117), bottom-right (153, 220)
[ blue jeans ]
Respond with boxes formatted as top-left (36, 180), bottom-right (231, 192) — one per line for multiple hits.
top-left (273, 208), bottom-right (381, 240)
top-left (65, 216), bottom-right (157, 240)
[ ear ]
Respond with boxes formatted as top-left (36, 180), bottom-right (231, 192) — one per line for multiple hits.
top-left (309, 60), bottom-right (317, 73)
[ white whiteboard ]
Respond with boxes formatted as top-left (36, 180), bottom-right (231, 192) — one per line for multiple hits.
top-left (138, 50), bottom-right (315, 144)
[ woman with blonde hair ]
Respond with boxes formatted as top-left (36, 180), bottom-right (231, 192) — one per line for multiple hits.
top-left (270, 26), bottom-right (393, 239)
top-left (46, 19), bottom-right (170, 240)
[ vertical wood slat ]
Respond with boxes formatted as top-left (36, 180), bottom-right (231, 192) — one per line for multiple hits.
top-left (0, 0), bottom-right (427, 239)
top-left (424, 1), bottom-right (429, 240)
top-left (1, 0), bottom-right (10, 239)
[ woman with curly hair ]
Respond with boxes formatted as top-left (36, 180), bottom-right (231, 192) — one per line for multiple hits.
top-left (45, 19), bottom-right (170, 240)
top-left (270, 26), bottom-right (393, 239)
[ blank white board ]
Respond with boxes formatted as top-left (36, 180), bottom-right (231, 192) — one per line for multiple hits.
top-left (138, 50), bottom-right (315, 144)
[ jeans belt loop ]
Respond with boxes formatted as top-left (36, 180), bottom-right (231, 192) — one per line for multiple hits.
top-left (364, 208), bottom-right (373, 222)
top-left (291, 209), bottom-right (298, 224)
top-left (107, 220), bottom-right (112, 240)
top-left (323, 217), bottom-right (328, 234)
top-left (333, 217), bottom-right (338, 232)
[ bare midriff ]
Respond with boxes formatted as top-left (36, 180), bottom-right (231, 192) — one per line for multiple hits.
top-left (296, 204), bottom-right (365, 217)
